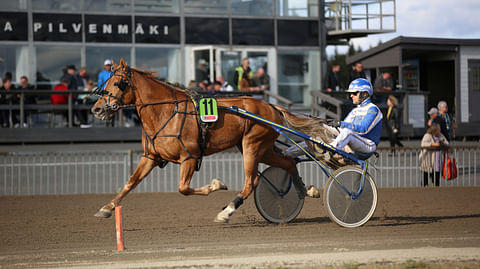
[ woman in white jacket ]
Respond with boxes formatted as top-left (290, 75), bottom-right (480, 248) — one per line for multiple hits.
top-left (419, 123), bottom-right (449, 187)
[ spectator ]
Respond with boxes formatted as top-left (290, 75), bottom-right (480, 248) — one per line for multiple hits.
top-left (373, 72), bottom-right (394, 104)
top-left (51, 77), bottom-right (70, 125)
top-left (77, 67), bottom-right (89, 89)
top-left (349, 62), bottom-right (366, 83)
top-left (187, 80), bottom-right (198, 89)
top-left (76, 80), bottom-right (97, 128)
top-left (427, 107), bottom-right (448, 140)
top-left (437, 101), bottom-right (454, 141)
top-left (385, 95), bottom-right (404, 155)
top-left (97, 59), bottom-right (113, 90)
top-left (238, 71), bottom-right (251, 91)
top-left (419, 123), bottom-right (448, 187)
top-left (213, 81), bottom-right (222, 92)
top-left (251, 67), bottom-right (270, 91)
top-left (78, 80), bottom-right (98, 105)
top-left (374, 72), bottom-right (394, 92)
top-left (195, 59), bottom-right (209, 84)
top-left (233, 58), bottom-right (253, 91)
top-left (19, 76), bottom-right (36, 127)
top-left (0, 77), bottom-right (18, 127)
top-left (61, 65), bottom-right (79, 91)
top-left (325, 64), bottom-right (343, 92)
top-left (216, 76), bottom-right (234, 92)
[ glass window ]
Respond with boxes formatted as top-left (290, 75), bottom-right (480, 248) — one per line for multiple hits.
top-left (32, 0), bottom-right (82, 12)
top-left (231, 0), bottom-right (273, 16)
top-left (0, 12), bottom-right (28, 41)
top-left (134, 0), bottom-right (179, 13)
top-left (85, 15), bottom-right (132, 43)
top-left (33, 13), bottom-right (82, 42)
top-left (277, 49), bottom-right (320, 105)
top-left (277, 20), bottom-right (318, 46)
top-left (185, 18), bottom-right (229, 45)
top-left (0, 0), bottom-right (28, 10)
top-left (85, 0), bottom-right (131, 13)
top-left (35, 45), bottom-right (81, 85)
top-left (184, 0), bottom-right (228, 15)
top-left (135, 16), bottom-right (180, 44)
top-left (0, 45), bottom-right (29, 83)
top-left (135, 47), bottom-right (181, 82)
top-left (276, 0), bottom-right (318, 17)
top-left (232, 19), bottom-right (274, 46)
top-left (85, 46), bottom-right (131, 84)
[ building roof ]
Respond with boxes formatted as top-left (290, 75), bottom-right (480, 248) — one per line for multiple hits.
top-left (347, 36), bottom-right (480, 64)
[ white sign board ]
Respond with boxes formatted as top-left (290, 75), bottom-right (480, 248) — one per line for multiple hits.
top-left (408, 95), bottom-right (425, 128)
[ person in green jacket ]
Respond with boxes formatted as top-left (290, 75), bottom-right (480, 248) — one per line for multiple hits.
top-left (233, 58), bottom-right (253, 91)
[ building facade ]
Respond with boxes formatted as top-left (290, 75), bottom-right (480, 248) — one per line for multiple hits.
top-left (0, 0), bottom-right (327, 105)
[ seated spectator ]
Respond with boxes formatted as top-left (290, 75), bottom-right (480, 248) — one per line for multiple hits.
top-left (238, 72), bottom-right (251, 91)
top-left (0, 77), bottom-right (18, 127)
top-left (51, 78), bottom-right (70, 125)
top-left (19, 76), bottom-right (36, 127)
top-left (251, 67), bottom-right (270, 91)
top-left (76, 80), bottom-right (97, 128)
top-left (216, 76), bottom-right (234, 92)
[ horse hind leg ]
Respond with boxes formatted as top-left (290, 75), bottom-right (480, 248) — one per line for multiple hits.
top-left (214, 151), bottom-right (259, 223)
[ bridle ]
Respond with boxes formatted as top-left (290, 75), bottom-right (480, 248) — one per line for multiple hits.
top-left (91, 66), bottom-right (191, 117)
top-left (91, 66), bottom-right (136, 115)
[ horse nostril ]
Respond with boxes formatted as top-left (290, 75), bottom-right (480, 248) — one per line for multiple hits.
top-left (92, 107), bottom-right (103, 114)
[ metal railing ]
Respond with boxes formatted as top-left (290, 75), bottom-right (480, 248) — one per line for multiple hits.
top-left (325, 0), bottom-right (396, 36)
top-left (0, 146), bottom-right (478, 196)
top-left (0, 89), bottom-right (291, 128)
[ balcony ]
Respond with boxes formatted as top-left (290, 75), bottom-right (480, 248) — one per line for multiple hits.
top-left (325, 0), bottom-right (396, 42)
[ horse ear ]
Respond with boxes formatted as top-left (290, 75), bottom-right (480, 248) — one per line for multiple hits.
top-left (120, 58), bottom-right (126, 68)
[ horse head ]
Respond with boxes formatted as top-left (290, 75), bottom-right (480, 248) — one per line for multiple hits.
top-left (91, 58), bottom-right (136, 120)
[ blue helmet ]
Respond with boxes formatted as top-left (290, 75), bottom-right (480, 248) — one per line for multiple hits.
top-left (347, 78), bottom-right (373, 96)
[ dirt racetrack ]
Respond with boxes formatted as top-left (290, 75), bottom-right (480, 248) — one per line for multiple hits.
top-left (1, 187), bottom-right (480, 268)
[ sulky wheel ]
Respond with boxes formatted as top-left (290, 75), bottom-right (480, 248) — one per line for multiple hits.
top-left (323, 165), bottom-right (377, 228)
top-left (254, 167), bottom-right (304, 223)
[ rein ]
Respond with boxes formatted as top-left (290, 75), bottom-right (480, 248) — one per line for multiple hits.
top-left (93, 64), bottom-right (205, 170)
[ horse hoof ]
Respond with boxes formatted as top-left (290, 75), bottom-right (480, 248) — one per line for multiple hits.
top-left (214, 215), bottom-right (229, 223)
top-left (307, 185), bottom-right (321, 198)
top-left (211, 178), bottom-right (228, 191)
top-left (94, 208), bottom-right (112, 218)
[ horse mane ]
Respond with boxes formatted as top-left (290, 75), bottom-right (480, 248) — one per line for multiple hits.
top-left (130, 67), bottom-right (197, 96)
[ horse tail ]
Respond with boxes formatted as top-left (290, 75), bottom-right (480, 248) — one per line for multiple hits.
top-left (273, 105), bottom-right (327, 138)
top-left (273, 105), bottom-right (352, 170)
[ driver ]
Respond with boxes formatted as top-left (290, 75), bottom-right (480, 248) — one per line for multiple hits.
top-left (327, 78), bottom-right (382, 154)
top-left (284, 78), bottom-right (382, 158)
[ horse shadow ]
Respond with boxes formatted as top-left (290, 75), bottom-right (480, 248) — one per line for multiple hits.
top-left (369, 214), bottom-right (480, 227)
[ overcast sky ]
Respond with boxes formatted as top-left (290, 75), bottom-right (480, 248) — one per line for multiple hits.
top-left (327, 0), bottom-right (480, 56)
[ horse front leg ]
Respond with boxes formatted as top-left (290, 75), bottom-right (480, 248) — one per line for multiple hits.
top-left (94, 157), bottom-right (157, 218)
top-left (178, 158), bottom-right (228, 196)
top-left (214, 152), bottom-right (258, 223)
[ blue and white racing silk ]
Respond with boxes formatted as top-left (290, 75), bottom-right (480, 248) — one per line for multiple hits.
top-left (340, 98), bottom-right (383, 145)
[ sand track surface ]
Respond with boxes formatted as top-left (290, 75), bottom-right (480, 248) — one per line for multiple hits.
top-left (1, 187), bottom-right (479, 268)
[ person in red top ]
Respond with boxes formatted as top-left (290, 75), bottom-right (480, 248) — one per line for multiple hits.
top-left (51, 78), bottom-right (69, 104)
top-left (51, 78), bottom-right (70, 126)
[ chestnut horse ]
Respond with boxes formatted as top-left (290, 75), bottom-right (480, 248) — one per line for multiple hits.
top-left (91, 59), bottom-right (337, 223)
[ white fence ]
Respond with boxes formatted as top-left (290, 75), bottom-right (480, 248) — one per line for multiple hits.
top-left (0, 147), bottom-right (478, 196)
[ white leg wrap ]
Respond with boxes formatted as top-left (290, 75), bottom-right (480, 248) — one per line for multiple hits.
top-left (214, 205), bottom-right (235, 223)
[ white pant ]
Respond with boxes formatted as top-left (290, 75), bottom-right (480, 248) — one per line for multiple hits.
top-left (330, 128), bottom-right (376, 153)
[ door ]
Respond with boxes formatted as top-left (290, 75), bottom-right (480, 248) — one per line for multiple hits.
top-left (216, 47), bottom-right (276, 92)
top-left (468, 60), bottom-right (480, 122)
top-left (191, 46), bottom-right (214, 84)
